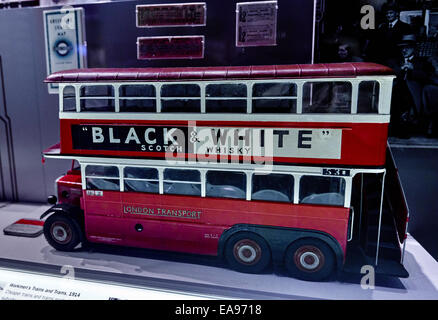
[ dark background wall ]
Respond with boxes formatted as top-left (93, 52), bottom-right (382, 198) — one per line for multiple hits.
top-left (391, 147), bottom-right (438, 260)
top-left (0, 0), bottom-right (315, 203)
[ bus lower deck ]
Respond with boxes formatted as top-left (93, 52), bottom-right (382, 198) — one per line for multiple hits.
top-left (41, 144), bottom-right (409, 281)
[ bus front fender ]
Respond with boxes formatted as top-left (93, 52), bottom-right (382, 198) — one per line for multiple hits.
top-left (40, 204), bottom-right (82, 221)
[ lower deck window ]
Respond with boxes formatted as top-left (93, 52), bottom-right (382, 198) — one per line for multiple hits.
top-left (252, 173), bottom-right (293, 202)
top-left (85, 165), bottom-right (120, 191)
top-left (86, 178), bottom-right (120, 191)
top-left (299, 176), bottom-right (345, 206)
top-left (124, 167), bottom-right (159, 193)
top-left (163, 169), bottom-right (201, 196)
top-left (206, 171), bottom-right (246, 200)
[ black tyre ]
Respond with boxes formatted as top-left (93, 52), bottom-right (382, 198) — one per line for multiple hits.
top-left (225, 232), bottom-right (271, 274)
top-left (43, 214), bottom-right (82, 251)
top-left (284, 238), bottom-right (336, 281)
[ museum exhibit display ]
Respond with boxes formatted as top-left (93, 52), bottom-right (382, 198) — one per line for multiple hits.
top-left (41, 62), bottom-right (408, 283)
top-left (0, 0), bottom-right (437, 301)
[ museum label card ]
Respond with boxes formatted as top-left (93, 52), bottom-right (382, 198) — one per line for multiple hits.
top-left (236, 1), bottom-right (278, 47)
top-left (136, 2), bottom-right (207, 27)
top-left (137, 36), bottom-right (204, 60)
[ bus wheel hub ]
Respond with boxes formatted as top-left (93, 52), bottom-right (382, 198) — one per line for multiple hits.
top-left (233, 240), bottom-right (262, 265)
top-left (51, 223), bottom-right (72, 244)
top-left (294, 246), bottom-right (324, 272)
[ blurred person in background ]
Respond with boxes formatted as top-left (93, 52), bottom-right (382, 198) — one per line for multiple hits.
top-left (422, 55), bottom-right (438, 137)
top-left (387, 34), bottom-right (434, 137)
top-left (369, 2), bottom-right (412, 64)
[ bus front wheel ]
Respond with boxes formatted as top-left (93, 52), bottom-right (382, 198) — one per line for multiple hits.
top-left (43, 214), bottom-right (82, 252)
top-left (284, 238), bottom-right (335, 281)
top-left (225, 232), bottom-right (271, 274)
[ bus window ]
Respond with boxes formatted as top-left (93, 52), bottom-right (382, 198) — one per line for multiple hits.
top-left (120, 84), bottom-right (155, 97)
top-left (357, 81), bottom-right (379, 113)
top-left (253, 83), bottom-right (297, 97)
top-left (80, 85), bottom-right (115, 112)
top-left (63, 86), bottom-right (76, 112)
top-left (124, 167), bottom-right (159, 193)
top-left (253, 99), bottom-right (296, 113)
top-left (252, 83), bottom-right (297, 113)
top-left (302, 82), bottom-right (352, 114)
top-left (206, 171), bottom-right (246, 200)
top-left (206, 83), bottom-right (247, 113)
top-left (161, 84), bottom-right (201, 112)
top-left (163, 168), bottom-right (201, 196)
top-left (299, 176), bottom-right (345, 206)
top-left (85, 165), bottom-right (120, 191)
top-left (252, 173), bottom-right (293, 203)
top-left (119, 85), bottom-right (156, 112)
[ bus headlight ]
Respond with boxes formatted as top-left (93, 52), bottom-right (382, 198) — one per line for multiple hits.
top-left (47, 195), bottom-right (57, 205)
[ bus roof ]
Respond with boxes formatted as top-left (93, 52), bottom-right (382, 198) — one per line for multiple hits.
top-left (45, 62), bottom-right (394, 83)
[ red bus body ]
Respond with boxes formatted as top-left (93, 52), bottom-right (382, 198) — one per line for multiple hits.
top-left (82, 190), bottom-right (350, 257)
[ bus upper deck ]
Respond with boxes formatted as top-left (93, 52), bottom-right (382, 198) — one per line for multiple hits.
top-left (45, 62), bottom-right (395, 167)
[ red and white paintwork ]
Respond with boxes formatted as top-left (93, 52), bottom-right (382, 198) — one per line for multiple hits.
top-left (59, 118), bottom-right (389, 166)
top-left (46, 62), bottom-right (395, 167)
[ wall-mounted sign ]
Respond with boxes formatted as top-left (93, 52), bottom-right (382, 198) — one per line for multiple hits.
top-left (43, 7), bottom-right (87, 94)
top-left (136, 2), bottom-right (207, 27)
top-left (236, 1), bottom-right (278, 47)
top-left (137, 36), bottom-right (204, 60)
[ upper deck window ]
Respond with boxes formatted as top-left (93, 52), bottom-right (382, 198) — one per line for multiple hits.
top-left (252, 83), bottom-right (297, 113)
top-left (80, 85), bottom-right (115, 112)
top-left (302, 82), bottom-right (352, 114)
top-left (358, 81), bottom-right (379, 113)
top-left (299, 176), bottom-right (345, 207)
top-left (119, 85), bottom-right (156, 112)
top-left (85, 165), bottom-right (120, 191)
top-left (206, 83), bottom-right (247, 113)
top-left (161, 84), bottom-right (201, 112)
top-left (63, 86), bottom-right (76, 112)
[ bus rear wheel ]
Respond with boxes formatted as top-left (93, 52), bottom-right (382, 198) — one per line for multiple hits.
top-left (284, 238), bottom-right (335, 281)
top-left (43, 214), bottom-right (82, 252)
top-left (225, 232), bottom-right (271, 274)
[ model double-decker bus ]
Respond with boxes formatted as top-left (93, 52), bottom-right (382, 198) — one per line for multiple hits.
top-left (41, 63), bottom-right (409, 281)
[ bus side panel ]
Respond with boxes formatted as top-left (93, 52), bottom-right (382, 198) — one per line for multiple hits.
top-left (60, 119), bottom-right (388, 167)
top-left (119, 192), bottom-right (350, 257)
top-left (340, 122), bottom-right (388, 167)
top-left (207, 198), bottom-right (351, 255)
top-left (120, 192), bottom-right (227, 255)
top-left (82, 190), bottom-right (126, 244)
